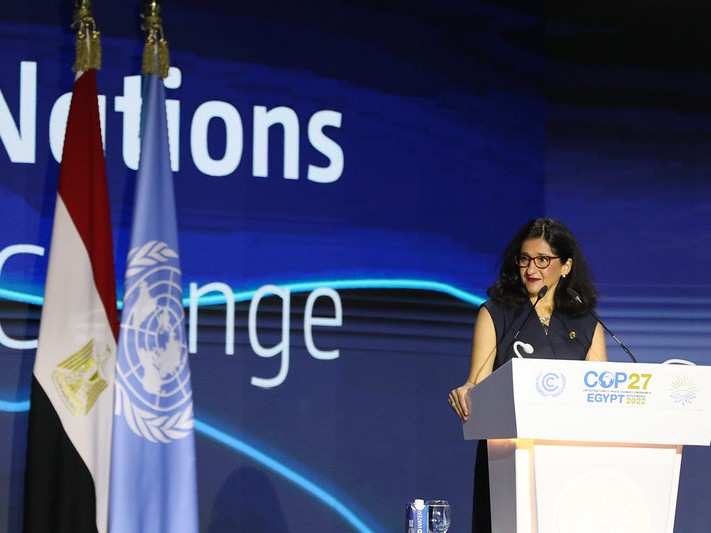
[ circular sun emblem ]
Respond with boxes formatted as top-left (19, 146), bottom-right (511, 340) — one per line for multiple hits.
top-left (669, 375), bottom-right (698, 407)
top-left (115, 241), bottom-right (194, 443)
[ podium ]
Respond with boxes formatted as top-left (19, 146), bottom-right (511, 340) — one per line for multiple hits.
top-left (463, 358), bottom-right (711, 532)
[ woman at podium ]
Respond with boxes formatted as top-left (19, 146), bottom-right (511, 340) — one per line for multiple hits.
top-left (447, 217), bottom-right (607, 532)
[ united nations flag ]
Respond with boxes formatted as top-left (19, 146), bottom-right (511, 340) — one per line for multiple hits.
top-left (108, 6), bottom-right (198, 530)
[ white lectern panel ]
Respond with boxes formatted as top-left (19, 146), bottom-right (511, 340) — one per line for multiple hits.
top-left (534, 443), bottom-right (679, 533)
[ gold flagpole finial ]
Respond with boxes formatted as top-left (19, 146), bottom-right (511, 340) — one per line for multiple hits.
top-left (72, 0), bottom-right (101, 72)
top-left (141, 0), bottom-right (170, 78)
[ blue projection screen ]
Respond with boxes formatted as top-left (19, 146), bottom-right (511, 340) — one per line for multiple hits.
top-left (2, 1), bottom-right (711, 532)
top-left (0, 3), bottom-right (543, 531)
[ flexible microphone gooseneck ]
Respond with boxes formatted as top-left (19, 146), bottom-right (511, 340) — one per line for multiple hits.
top-left (471, 286), bottom-right (548, 384)
top-left (502, 285), bottom-right (548, 359)
top-left (566, 287), bottom-right (638, 363)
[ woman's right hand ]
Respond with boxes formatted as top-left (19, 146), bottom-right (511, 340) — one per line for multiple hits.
top-left (448, 381), bottom-right (475, 422)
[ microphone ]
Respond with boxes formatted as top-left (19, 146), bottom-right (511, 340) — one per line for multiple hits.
top-left (472, 286), bottom-right (548, 383)
top-left (502, 285), bottom-right (548, 358)
top-left (566, 287), bottom-right (638, 363)
top-left (513, 340), bottom-right (534, 358)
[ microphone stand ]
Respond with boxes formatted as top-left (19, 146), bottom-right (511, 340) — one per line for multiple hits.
top-left (566, 287), bottom-right (638, 363)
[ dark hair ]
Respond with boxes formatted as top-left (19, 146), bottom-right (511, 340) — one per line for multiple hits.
top-left (487, 218), bottom-right (597, 315)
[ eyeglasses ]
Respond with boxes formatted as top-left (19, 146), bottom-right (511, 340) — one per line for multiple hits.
top-left (514, 254), bottom-right (560, 269)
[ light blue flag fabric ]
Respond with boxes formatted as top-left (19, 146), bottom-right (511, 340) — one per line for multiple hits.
top-left (109, 74), bottom-right (199, 533)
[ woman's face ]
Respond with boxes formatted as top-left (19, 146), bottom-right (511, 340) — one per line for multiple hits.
top-left (518, 237), bottom-right (572, 298)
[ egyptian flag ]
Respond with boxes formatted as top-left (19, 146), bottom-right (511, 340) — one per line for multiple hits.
top-left (23, 68), bottom-right (118, 533)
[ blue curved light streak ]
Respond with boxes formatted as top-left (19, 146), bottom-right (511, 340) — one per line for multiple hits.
top-left (0, 288), bottom-right (44, 306)
top-left (191, 278), bottom-right (486, 307)
top-left (0, 399), bottom-right (30, 412)
top-left (0, 277), bottom-right (486, 308)
top-left (193, 420), bottom-right (382, 533)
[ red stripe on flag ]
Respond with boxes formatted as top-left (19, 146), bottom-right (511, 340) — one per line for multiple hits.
top-left (57, 71), bottom-right (119, 341)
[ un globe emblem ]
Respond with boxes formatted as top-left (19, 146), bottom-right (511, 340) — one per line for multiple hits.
top-left (536, 372), bottom-right (566, 397)
top-left (115, 241), bottom-right (194, 443)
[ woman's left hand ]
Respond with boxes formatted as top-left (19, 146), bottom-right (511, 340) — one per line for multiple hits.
top-left (448, 382), bottom-right (475, 421)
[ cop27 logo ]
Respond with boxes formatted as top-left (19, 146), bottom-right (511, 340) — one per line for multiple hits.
top-left (584, 370), bottom-right (653, 405)
top-left (114, 241), bottom-right (194, 443)
top-left (584, 371), bottom-right (652, 390)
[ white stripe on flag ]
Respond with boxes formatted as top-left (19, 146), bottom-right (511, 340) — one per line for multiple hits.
top-left (33, 196), bottom-right (116, 532)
